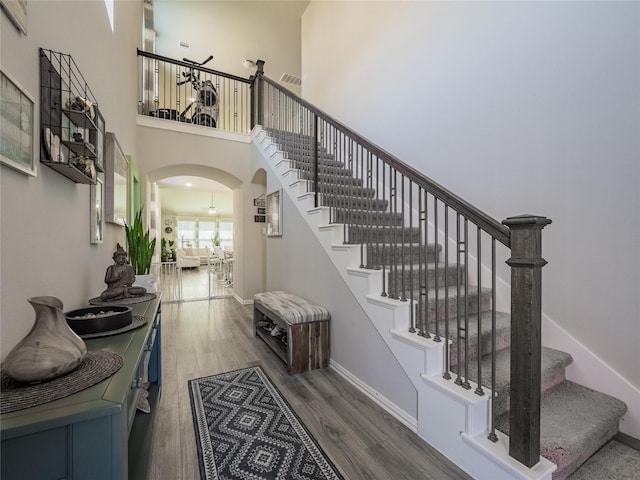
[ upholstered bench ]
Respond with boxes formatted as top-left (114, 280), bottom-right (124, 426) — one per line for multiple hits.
top-left (253, 291), bottom-right (330, 374)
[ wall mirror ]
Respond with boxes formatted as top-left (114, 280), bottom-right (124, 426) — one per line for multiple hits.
top-left (266, 189), bottom-right (282, 237)
top-left (105, 132), bottom-right (128, 226)
top-left (90, 176), bottom-right (104, 243)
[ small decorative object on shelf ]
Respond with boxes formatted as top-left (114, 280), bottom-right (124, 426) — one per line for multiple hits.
top-left (70, 155), bottom-right (96, 181)
top-left (65, 305), bottom-right (133, 336)
top-left (3, 296), bottom-right (88, 383)
top-left (39, 48), bottom-right (105, 183)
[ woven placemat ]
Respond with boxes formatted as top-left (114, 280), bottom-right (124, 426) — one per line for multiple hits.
top-left (78, 314), bottom-right (147, 339)
top-left (1, 350), bottom-right (124, 414)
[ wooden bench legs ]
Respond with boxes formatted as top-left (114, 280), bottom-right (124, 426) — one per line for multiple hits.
top-left (254, 305), bottom-right (329, 374)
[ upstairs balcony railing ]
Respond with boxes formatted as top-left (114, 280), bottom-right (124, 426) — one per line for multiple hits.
top-left (251, 63), bottom-right (551, 469)
top-left (137, 49), bottom-right (253, 134)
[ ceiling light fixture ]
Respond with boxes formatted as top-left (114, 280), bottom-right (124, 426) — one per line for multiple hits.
top-left (208, 193), bottom-right (216, 215)
top-left (242, 59), bottom-right (255, 69)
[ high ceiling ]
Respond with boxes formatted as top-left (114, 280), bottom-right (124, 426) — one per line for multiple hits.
top-left (151, 1), bottom-right (309, 221)
top-left (158, 176), bottom-right (233, 218)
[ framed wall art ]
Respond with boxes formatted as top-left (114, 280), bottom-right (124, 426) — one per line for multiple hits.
top-left (90, 176), bottom-right (104, 243)
top-left (104, 132), bottom-right (128, 226)
top-left (266, 189), bottom-right (282, 237)
top-left (0, 68), bottom-right (36, 176)
top-left (1, 0), bottom-right (27, 34)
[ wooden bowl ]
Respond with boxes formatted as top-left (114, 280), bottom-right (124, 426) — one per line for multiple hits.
top-left (65, 306), bottom-right (133, 335)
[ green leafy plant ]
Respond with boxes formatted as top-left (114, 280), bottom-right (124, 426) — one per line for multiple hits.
top-left (125, 208), bottom-right (156, 275)
top-left (161, 237), bottom-right (171, 261)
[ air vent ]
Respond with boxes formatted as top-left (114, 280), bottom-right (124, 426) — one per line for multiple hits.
top-left (179, 41), bottom-right (190, 49)
top-left (280, 72), bottom-right (302, 87)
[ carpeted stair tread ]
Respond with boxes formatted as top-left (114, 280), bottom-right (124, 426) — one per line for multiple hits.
top-left (346, 225), bottom-right (423, 244)
top-left (428, 310), bottom-right (511, 366)
top-left (568, 440), bottom-right (640, 480)
top-left (495, 381), bottom-right (628, 480)
top-left (290, 163), bottom-right (356, 177)
top-left (313, 185), bottom-right (377, 198)
top-left (364, 243), bottom-right (441, 266)
top-left (387, 262), bottom-right (465, 290)
top-left (320, 195), bottom-right (389, 211)
top-left (469, 346), bottom-right (573, 417)
top-left (300, 171), bottom-right (364, 186)
top-left (408, 286), bottom-right (493, 322)
top-left (334, 208), bottom-right (404, 226)
top-left (283, 154), bottom-right (343, 167)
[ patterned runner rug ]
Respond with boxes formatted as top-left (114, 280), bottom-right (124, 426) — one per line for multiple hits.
top-left (189, 366), bottom-right (344, 480)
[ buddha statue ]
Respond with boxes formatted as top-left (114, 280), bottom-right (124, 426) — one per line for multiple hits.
top-left (100, 247), bottom-right (147, 301)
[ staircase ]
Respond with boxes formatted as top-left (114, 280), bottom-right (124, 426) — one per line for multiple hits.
top-left (255, 126), bottom-right (628, 480)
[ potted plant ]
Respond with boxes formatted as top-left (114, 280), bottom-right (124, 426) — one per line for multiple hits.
top-left (125, 208), bottom-right (157, 292)
top-left (168, 239), bottom-right (176, 261)
top-left (161, 238), bottom-right (170, 262)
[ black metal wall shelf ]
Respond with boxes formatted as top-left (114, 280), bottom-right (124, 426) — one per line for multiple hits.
top-left (39, 48), bottom-right (105, 184)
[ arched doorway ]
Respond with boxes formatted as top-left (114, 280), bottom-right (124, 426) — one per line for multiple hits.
top-left (148, 165), bottom-right (242, 302)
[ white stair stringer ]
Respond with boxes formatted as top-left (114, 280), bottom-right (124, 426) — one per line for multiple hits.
top-left (252, 126), bottom-right (556, 480)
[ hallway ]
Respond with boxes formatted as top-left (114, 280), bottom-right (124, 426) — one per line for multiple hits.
top-left (147, 298), bottom-right (472, 480)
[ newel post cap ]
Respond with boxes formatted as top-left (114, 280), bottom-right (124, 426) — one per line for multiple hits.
top-left (502, 214), bottom-right (552, 229)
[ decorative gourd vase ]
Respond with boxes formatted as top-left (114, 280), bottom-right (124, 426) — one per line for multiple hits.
top-left (4, 296), bottom-right (87, 383)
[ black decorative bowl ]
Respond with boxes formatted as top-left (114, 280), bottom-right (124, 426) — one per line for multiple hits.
top-left (65, 306), bottom-right (133, 335)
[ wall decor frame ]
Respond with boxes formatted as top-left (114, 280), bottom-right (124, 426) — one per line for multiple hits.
top-left (0, 68), bottom-right (36, 176)
top-left (104, 132), bottom-right (129, 226)
top-left (1, 0), bottom-right (27, 34)
top-left (266, 189), bottom-right (282, 237)
top-left (90, 176), bottom-right (104, 243)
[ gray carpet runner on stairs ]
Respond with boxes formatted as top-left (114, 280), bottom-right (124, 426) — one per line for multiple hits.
top-left (265, 128), bottom-right (634, 480)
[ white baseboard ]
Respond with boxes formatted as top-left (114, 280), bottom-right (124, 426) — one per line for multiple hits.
top-left (329, 359), bottom-right (417, 432)
top-left (233, 293), bottom-right (253, 305)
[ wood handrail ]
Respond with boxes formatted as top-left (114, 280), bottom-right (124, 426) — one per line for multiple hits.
top-left (259, 74), bottom-right (510, 247)
top-left (136, 49), bottom-right (252, 85)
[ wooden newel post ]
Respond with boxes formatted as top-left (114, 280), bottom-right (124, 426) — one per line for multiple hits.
top-left (502, 214), bottom-right (552, 468)
top-left (250, 60), bottom-right (266, 129)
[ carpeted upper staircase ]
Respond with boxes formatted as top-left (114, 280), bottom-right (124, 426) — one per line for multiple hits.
top-left (262, 127), bottom-right (629, 480)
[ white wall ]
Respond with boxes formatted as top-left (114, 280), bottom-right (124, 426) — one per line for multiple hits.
top-left (136, 121), bottom-right (266, 301)
top-left (260, 160), bottom-right (418, 417)
top-left (153, 0), bottom-right (308, 94)
top-left (301, 2), bottom-right (640, 390)
top-left (1, 1), bottom-right (142, 359)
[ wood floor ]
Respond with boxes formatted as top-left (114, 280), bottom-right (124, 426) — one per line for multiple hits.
top-left (147, 297), bottom-right (473, 480)
top-left (154, 264), bottom-right (233, 302)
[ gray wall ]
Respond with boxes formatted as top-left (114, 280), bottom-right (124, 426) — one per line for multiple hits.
top-left (301, 1), bottom-right (640, 389)
top-left (1, 1), bottom-right (142, 359)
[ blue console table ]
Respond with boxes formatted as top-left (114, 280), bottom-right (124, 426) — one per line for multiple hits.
top-left (1, 296), bottom-right (162, 480)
